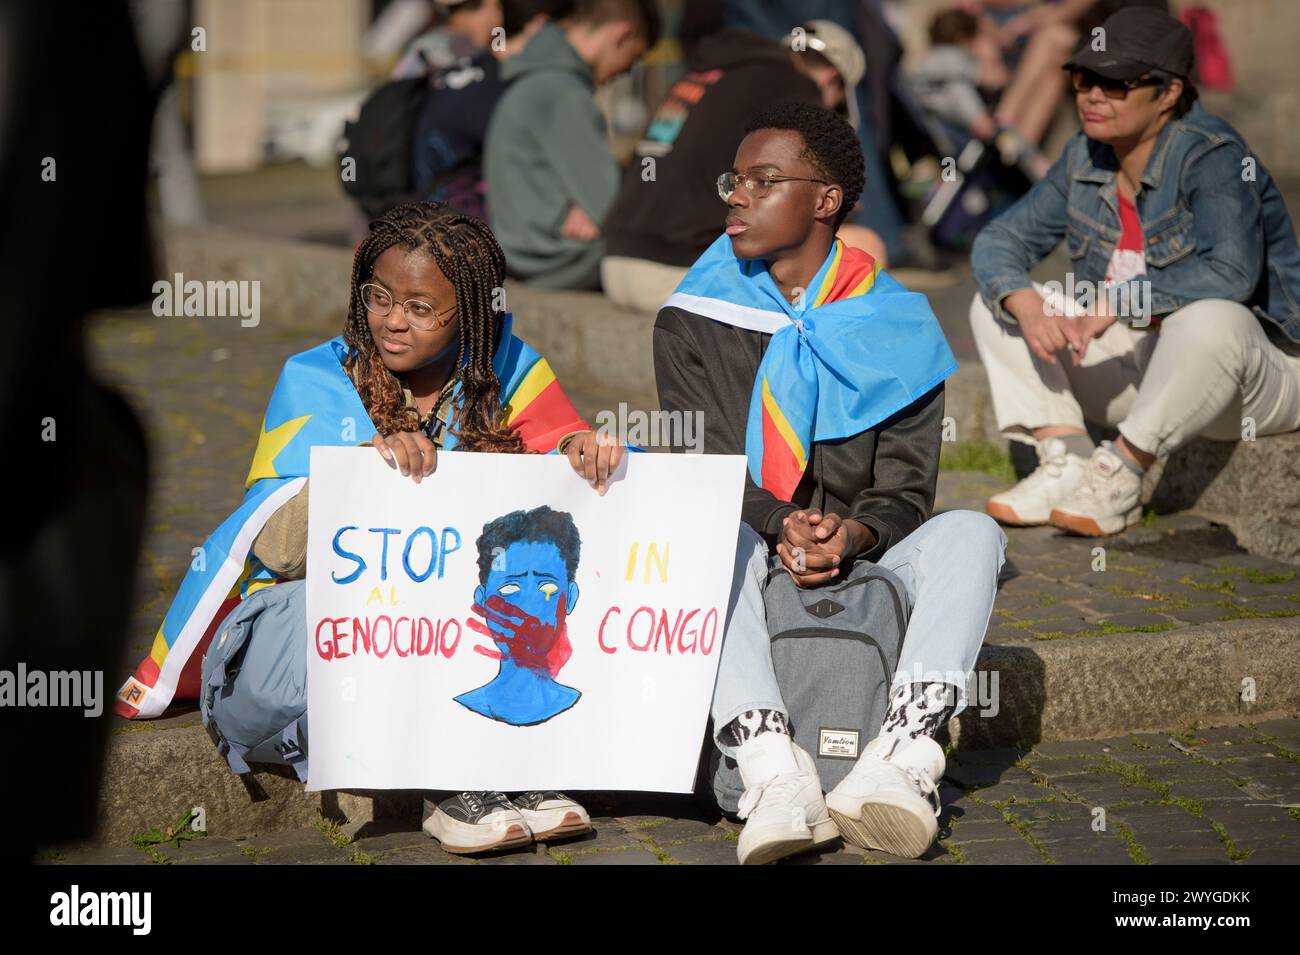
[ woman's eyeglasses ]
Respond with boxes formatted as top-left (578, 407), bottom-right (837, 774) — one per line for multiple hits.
top-left (717, 170), bottom-right (828, 202)
top-left (361, 282), bottom-right (455, 331)
top-left (1069, 68), bottom-right (1162, 100)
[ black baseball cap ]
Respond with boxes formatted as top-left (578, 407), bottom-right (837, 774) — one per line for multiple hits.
top-left (1063, 7), bottom-right (1194, 81)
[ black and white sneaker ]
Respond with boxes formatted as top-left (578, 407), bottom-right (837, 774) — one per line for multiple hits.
top-left (510, 792), bottom-right (592, 842)
top-left (422, 791), bottom-right (532, 854)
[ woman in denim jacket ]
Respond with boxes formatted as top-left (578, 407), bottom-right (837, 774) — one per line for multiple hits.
top-left (968, 7), bottom-right (1300, 536)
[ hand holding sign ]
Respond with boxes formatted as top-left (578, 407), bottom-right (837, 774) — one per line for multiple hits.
top-left (371, 430), bottom-right (437, 482)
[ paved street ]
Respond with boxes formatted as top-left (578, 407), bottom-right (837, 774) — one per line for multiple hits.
top-left (46, 719), bottom-right (1300, 865)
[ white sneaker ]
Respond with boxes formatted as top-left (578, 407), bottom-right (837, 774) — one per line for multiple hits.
top-left (985, 437), bottom-right (1088, 526)
top-left (826, 734), bottom-right (945, 858)
top-left (1049, 441), bottom-right (1143, 536)
top-left (510, 791), bottom-right (593, 843)
top-left (422, 791), bottom-right (533, 854)
top-left (734, 733), bottom-right (839, 865)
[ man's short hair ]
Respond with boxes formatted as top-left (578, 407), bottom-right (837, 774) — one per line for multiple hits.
top-left (744, 100), bottom-right (865, 229)
top-left (572, 0), bottom-right (660, 48)
top-left (503, 0), bottom-right (575, 38)
top-left (476, 505), bottom-right (582, 584)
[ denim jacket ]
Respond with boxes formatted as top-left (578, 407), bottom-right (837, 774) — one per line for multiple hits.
top-left (972, 102), bottom-right (1300, 344)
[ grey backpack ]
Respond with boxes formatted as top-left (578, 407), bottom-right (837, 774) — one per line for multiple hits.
top-left (710, 554), bottom-right (910, 814)
top-left (200, 579), bottom-right (310, 781)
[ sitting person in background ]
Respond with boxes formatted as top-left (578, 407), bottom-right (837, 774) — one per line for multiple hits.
top-left (909, 8), bottom-right (1050, 180)
top-left (483, 0), bottom-right (659, 289)
top-left (400, 0), bottom-right (573, 221)
top-left (392, 0), bottom-right (503, 80)
top-left (603, 19), bottom-right (885, 314)
top-left (969, 6), bottom-right (1300, 537)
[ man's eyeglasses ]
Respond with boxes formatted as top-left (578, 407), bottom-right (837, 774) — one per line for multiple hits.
top-left (717, 170), bottom-right (828, 202)
top-left (1069, 68), bottom-right (1162, 100)
top-left (361, 282), bottom-right (455, 331)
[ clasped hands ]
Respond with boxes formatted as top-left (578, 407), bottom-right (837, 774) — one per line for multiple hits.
top-left (775, 509), bottom-right (876, 589)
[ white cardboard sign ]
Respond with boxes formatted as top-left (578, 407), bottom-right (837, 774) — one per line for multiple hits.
top-left (305, 447), bottom-right (746, 793)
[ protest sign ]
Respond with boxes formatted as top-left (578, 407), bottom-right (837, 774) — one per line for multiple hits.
top-left (305, 447), bottom-right (746, 793)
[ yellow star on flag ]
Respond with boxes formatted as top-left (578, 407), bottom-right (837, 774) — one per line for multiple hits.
top-left (245, 413), bottom-right (311, 487)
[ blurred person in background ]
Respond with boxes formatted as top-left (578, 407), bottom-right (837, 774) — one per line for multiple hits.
top-left (964, 0), bottom-right (1172, 152)
top-left (393, 0), bottom-right (506, 78)
top-left (344, 0), bottom-right (571, 221)
top-left (909, 8), bottom-right (1051, 180)
top-left (483, 0), bottom-right (660, 289)
top-left (602, 17), bottom-right (886, 314)
top-left (409, 0), bottom-right (574, 221)
top-left (131, 0), bottom-right (206, 226)
top-left (3, 0), bottom-right (155, 862)
top-left (719, 0), bottom-right (911, 265)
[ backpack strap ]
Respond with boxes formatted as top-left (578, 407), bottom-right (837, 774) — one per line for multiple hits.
top-left (273, 720), bottom-right (310, 783)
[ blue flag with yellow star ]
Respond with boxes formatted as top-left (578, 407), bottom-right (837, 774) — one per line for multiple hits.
top-left (115, 337), bottom-right (373, 718)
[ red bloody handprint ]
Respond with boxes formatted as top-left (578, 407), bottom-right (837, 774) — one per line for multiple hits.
top-left (467, 593), bottom-right (573, 677)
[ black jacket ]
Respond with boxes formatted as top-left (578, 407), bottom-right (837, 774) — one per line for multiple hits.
top-left (654, 304), bottom-right (944, 562)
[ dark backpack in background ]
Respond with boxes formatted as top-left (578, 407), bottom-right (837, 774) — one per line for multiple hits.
top-left (709, 555), bottom-right (911, 814)
top-left (339, 74), bottom-right (430, 219)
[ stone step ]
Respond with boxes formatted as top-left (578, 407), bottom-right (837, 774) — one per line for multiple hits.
top-left (94, 607), bottom-right (1299, 848)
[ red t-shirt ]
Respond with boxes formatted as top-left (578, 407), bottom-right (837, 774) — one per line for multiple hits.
top-left (1103, 192), bottom-right (1159, 326)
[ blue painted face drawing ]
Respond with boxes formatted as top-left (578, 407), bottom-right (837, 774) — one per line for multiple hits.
top-left (457, 507), bottom-right (582, 725)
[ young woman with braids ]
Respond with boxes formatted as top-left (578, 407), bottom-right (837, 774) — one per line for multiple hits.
top-left (261, 202), bottom-right (622, 854)
top-left (117, 201), bottom-right (622, 856)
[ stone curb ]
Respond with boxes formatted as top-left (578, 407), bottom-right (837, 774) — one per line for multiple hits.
top-left (954, 616), bottom-right (1300, 748)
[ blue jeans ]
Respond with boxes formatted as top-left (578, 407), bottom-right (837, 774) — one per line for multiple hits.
top-left (709, 510), bottom-right (1007, 757)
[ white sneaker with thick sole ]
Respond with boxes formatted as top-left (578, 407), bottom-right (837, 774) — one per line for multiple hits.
top-left (1049, 441), bottom-right (1143, 536)
top-left (985, 437), bottom-right (1089, 526)
top-left (422, 791), bottom-right (533, 854)
top-left (735, 732), bottom-right (839, 865)
top-left (826, 734), bottom-right (945, 858)
top-left (510, 791), bottom-right (593, 843)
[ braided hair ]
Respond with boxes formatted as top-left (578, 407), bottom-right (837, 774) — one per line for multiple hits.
top-left (343, 201), bottom-right (526, 453)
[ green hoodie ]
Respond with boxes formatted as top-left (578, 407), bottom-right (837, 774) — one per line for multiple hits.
top-left (484, 21), bottom-right (619, 288)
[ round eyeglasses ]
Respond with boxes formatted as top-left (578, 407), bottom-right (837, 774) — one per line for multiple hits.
top-left (717, 170), bottom-right (828, 202)
top-left (361, 282), bottom-right (456, 331)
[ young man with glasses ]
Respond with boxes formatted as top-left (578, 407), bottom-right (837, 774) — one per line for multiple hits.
top-left (654, 101), bottom-right (1006, 863)
top-left (970, 6), bottom-right (1300, 536)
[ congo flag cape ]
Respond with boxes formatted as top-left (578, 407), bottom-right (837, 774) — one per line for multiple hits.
top-left (662, 235), bottom-right (958, 500)
top-left (116, 314), bottom-right (586, 718)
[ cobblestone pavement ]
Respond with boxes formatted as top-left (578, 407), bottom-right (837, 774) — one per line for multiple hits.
top-left (45, 719), bottom-right (1300, 865)
top-left (939, 473), bottom-right (1300, 645)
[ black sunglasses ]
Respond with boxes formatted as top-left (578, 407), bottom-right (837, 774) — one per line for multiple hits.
top-left (1069, 68), bottom-right (1162, 100)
